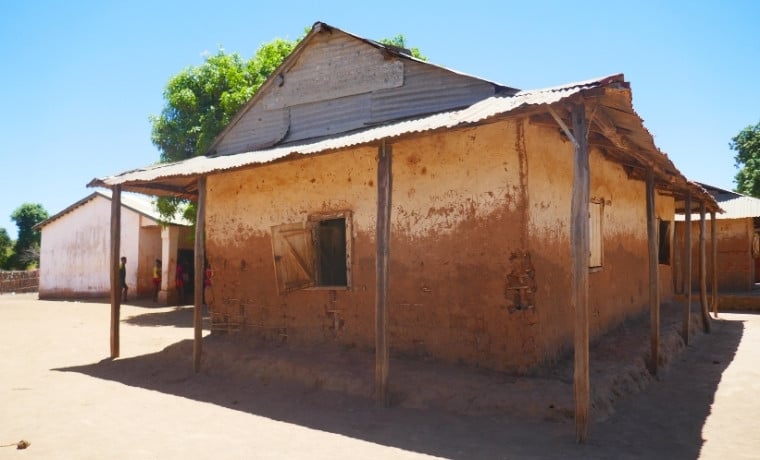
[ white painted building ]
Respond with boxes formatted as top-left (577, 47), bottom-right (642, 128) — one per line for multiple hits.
top-left (35, 191), bottom-right (191, 302)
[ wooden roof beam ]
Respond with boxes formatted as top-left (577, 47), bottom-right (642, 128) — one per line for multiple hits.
top-left (589, 106), bottom-right (644, 160)
top-left (120, 181), bottom-right (199, 199)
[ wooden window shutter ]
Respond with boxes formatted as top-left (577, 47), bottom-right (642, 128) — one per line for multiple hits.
top-left (271, 222), bottom-right (316, 293)
top-left (589, 201), bottom-right (603, 268)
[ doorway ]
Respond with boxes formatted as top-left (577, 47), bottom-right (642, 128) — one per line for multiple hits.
top-left (177, 249), bottom-right (194, 303)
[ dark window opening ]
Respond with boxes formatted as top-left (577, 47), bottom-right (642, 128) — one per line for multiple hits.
top-left (659, 220), bottom-right (671, 265)
top-left (317, 218), bottom-right (347, 286)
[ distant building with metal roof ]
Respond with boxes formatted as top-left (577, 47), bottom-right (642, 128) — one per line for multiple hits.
top-left (675, 182), bottom-right (760, 292)
top-left (36, 190), bottom-right (191, 301)
top-left (35, 190), bottom-right (188, 230)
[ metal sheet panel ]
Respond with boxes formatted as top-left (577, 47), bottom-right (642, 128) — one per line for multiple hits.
top-left (215, 108), bottom-right (289, 156)
top-left (91, 76), bottom-right (614, 188)
top-left (257, 34), bottom-right (404, 111)
top-left (677, 195), bottom-right (760, 221)
top-left (36, 190), bottom-right (188, 229)
top-left (284, 94), bottom-right (371, 144)
top-left (370, 61), bottom-right (497, 122)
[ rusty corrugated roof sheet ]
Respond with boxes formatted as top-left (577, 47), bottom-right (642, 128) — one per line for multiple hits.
top-left (89, 75), bottom-right (617, 188)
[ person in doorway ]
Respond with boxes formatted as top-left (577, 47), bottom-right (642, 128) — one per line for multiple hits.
top-left (119, 256), bottom-right (128, 302)
top-left (175, 262), bottom-right (185, 305)
top-left (203, 263), bottom-right (212, 306)
top-left (152, 259), bottom-right (162, 303)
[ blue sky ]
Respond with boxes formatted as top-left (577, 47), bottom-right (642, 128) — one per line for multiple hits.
top-left (2, 1), bottom-right (758, 239)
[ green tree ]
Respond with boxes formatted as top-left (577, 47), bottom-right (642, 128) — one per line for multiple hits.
top-left (10, 203), bottom-right (48, 269)
top-left (733, 122), bottom-right (760, 197)
top-left (150, 39), bottom-right (301, 221)
top-left (150, 39), bottom-right (300, 165)
top-left (379, 34), bottom-right (427, 61)
top-left (150, 31), bottom-right (425, 223)
top-left (0, 228), bottom-right (12, 269)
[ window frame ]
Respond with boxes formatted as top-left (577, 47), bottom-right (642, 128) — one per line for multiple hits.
top-left (307, 210), bottom-right (353, 290)
top-left (589, 199), bottom-right (604, 271)
top-left (271, 210), bottom-right (352, 294)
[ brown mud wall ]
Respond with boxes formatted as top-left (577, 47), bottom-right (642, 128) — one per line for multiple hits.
top-left (676, 217), bottom-right (752, 292)
top-left (205, 119), bottom-right (672, 373)
top-left (523, 122), bottom-right (673, 367)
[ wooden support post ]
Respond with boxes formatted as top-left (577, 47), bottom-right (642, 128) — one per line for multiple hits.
top-left (193, 176), bottom-right (207, 372)
top-left (646, 169), bottom-right (659, 375)
top-left (683, 193), bottom-right (692, 345)
top-left (375, 140), bottom-right (392, 407)
top-left (711, 211), bottom-right (718, 318)
top-left (699, 202), bottom-right (711, 333)
top-left (109, 185), bottom-right (122, 358)
top-left (570, 103), bottom-right (590, 443)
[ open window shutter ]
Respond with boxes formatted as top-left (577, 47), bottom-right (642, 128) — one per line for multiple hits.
top-left (271, 222), bottom-right (316, 293)
top-left (589, 201), bottom-right (603, 268)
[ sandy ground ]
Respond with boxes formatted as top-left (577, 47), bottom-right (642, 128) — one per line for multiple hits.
top-left (1, 293), bottom-right (758, 459)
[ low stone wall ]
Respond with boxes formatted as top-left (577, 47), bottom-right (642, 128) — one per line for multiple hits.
top-left (0, 270), bottom-right (39, 294)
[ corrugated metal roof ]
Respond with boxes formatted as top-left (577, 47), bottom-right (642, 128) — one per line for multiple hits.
top-left (717, 195), bottom-right (760, 219)
top-left (87, 72), bottom-right (719, 213)
top-left (676, 192), bottom-right (760, 221)
top-left (206, 22), bottom-right (518, 158)
top-left (89, 75), bottom-right (613, 187)
top-left (35, 190), bottom-right (189, 229)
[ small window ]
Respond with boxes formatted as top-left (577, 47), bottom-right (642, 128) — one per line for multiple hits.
top-left (659, 220), bottom-right (671, 265)
top-left (271, 211), bottom-right (352, 293)
top-left (317, 218), bottom-right (348, 286)
top-left (589, 201), bottom-right (603, 269)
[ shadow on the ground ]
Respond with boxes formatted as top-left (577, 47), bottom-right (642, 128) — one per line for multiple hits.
top-left (37, 296), bottom-right (194, 308)
top-left (587, 314), bottom-right (745, 459)
top-left (55, 348), bottom-right (582, 459)
top-left (122, 305), bottom-right (210, 328)
top-left (53, 309), bottom-right (747, 459)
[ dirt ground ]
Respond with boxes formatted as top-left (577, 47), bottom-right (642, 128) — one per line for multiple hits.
top-left (1, 293), bottom-right (758, 459)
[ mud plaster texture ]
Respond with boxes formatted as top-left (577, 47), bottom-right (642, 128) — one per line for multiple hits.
top-left (677, 217), bottom-right (753, 292)
top-left (204, 120), bottom-right (678, 376)
top-left (178, 300), bottom-right (705, 423)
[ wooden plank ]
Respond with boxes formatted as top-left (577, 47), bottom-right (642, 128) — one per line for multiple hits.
top-left (194, 176), bottom-right (207, 372)
top-left (683, 192), bottom-right (692, 345)
top-left (270, 222), bottom-right (317, 293)
top-left (570, 103), bottom-right (590, 444)
top-left (109, 185), bottom-right (122, 358)
top-left (711, 212), bottom-right (718, 317)
top-left (699, 202), bottom-right (711, 333)
top-left (375, 140), bottom-right (392, 407)
top-left (646, 169), bottom-right (659, 376)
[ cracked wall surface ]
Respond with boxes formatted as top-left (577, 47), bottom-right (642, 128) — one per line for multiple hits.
top-left (205, 118), bottom-right (673, 372)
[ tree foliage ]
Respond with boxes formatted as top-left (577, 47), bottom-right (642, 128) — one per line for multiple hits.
top-left (150, 39), bottom-right (300, 221)
top-left (0, 227), bottom-right (12, 269)
top-left (732, 121), bottom-right (760, 197)
top-left (10, 203), bottom-right (48, 269)
top-left (150, 39), bottom-right (300, 164)
top-left (150, 31), bottom-right (425, 223)
top-left (379, 34), bottom-right (427, 61)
